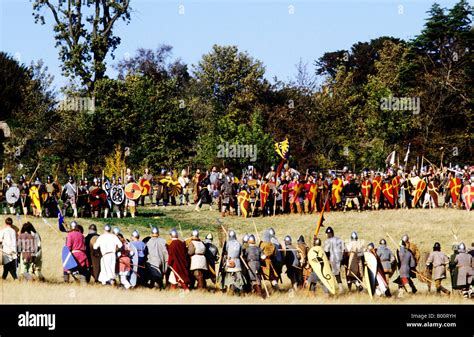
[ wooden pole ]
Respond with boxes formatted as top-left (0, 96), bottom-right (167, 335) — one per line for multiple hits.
top-left (28, 164), bottom-right (40, 184)
top-left (240, 254), bottom-right (269, 298)
top-left (169, 265), bottom-right (185, 285)
top-left (314, 191), bottom-right (330, 237)
top-left (252, 220), bottom-right (260, 242)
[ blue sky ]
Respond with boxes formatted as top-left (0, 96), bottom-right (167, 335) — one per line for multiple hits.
top-left (0, 0), bottom-right (459, 89)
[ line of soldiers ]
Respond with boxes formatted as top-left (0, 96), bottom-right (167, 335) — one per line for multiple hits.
top-left (186, 164), bottom-right (474, 217)
top-left (1, 163), bottom-right (472, 220)
top-left (57, 221), bottom-right (474, 299)
top-left (0, 169), bottom-right (151, 219)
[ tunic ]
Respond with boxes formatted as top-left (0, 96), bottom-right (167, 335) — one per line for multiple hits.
top-left (188, 239), bottom-right (208, 271)
top-left (244, 244), bottom-right (262, 283)
top-left (0, 227), bottom-right (17, 264)
top-left (377, 244), bottom-right (395, 274)
top-left (146, 237), bottom-right (168, 279)
top-left (426, 251), bottom-right (449, 280)
top-left (93, 233), bottom-right (122, 284)
top-left (453, 252), bottom-right (473, 286)
top-left (66, 231), bottom-right (88, 267)
top-left (167, 238), bottom-right (190, 284)
top-left (399, 247), bottom-right (415, 278)
top-left (118, 243), bottom-right (132, 275)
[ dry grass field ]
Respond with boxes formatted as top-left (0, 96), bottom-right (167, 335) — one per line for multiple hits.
top-left (0, 207), bottom-right (472, 304)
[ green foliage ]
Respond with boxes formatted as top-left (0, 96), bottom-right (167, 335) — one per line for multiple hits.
top-left (2, 0), bottom-right (471, 179)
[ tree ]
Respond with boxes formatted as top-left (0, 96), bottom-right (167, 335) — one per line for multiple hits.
top-left (32, 0), bottom-right (131, 92)
top-left (191, 45), bottom-right (270, 168)
top-left (409, 0), bottom-right (473, 163)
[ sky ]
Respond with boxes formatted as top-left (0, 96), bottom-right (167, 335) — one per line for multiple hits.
top-left (0, 0), bottom-right (461, 90)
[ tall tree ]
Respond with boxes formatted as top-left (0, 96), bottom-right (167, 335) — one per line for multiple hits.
top-left (32, 0), bottom-right (131, 92)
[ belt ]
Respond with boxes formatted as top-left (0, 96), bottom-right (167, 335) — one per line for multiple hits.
top-left (71, 250), bottom-right (83, 253)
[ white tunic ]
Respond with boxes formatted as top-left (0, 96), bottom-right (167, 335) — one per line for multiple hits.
top-left (0, 227), bottom-right (17, 264)
top-left (189, 240), bottom-right (208, 271)
top-left (93, 233), bottom-right (122, 284)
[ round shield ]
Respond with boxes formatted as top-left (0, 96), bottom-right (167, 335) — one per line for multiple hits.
top-left (139, 178), bottom-right (151, 196)
top-left (125, 183), bottom-right (142, 200)
top-left (111, 186), bottom-right (125, 205)
top-left (6, 186), bottom-right (20, 204)
top-left (169, 181), bottom-right (182, 197)
top-left (89, 188), bottom-right (108, 208)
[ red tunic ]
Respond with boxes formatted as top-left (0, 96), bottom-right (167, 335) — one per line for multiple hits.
top-left (167, 239), bottom-right (190, 284)
top-left (66, 231), bottom-right (89, 267)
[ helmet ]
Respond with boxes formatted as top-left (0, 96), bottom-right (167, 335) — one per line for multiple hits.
top-left (351, 231), bottom-right (358, 241)
top-left (192, 229), bottom-right (199, 238)
top-left (313, 238), bottom-right (322, 246)
top-left (458, 243), bottom-right (466, 253)
top-left (228, 230), bottom-right (237, 240)
top-left (268, 228), bottom-right (275, 236)
top-left (47, 175), bottom-right (52, 181)
top-left (367, 242), bottom-right (375, 250)
top-left (6, 174), bottom-right (12, 181)
top-left (451, 244), bottom-right (458, 252)
top-left (151, 227), bottom-right (159, 235)
top-left (297, 235), bottom-right (305, 244)
top-left (93, 177), bottom-right (98, 184)
top-left (379, 239), bottom-right (387, 245)
top-left (433, 242), bottom-right (441, 251)
top-left (205, 233), bottom-right (213, 241)
top-left (242, 234), bottom-right (249, 243)
top-left (113, 227), bottom-right (120, 235)
top-left (284, 235), bottom-right (292, 244)
top-left (104, 224), bottom-right (112, 232)
top-left (132, 230), bottom-right (140, 238)
top-left (70, 221), bottom-right (78, 230)
top-left (399, 240), bottom-right (406, 247)
top-left (402, 234), bottom-right (409, 243)
top-left (170, 228), bottom-right (179, 238)
top-left (248, 234), bottom-right (256, 244)
top-left (325, 226), bottom-right (334, 235)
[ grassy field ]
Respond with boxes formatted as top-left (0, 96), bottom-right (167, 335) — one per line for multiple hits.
top-left (0, 206), bottom-right (473, 304)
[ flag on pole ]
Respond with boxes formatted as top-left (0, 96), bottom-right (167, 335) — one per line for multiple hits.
top-left (58, 211), bottom-right (67, 232)
top-left (274, 138), bottom-right (290, 160)
top-left (385, 150), bottom-right (396, 166)
top-left (404, 143), bottom-right (411, 163)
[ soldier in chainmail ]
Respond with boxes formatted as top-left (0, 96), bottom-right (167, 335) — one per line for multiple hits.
top-left (203, 233), bottom-right (219, 285)
top-left (324, 226), bottom-right (345, 293)
top-left (62, 176), bottom-right (78, 218)
top-left (269, 228), bottom-right (283, 288)
top-left (243, 234), bottom-right (264, 298)
top-left (223, 230), bottom-right (246, 295)
top-left (259, 229), bottom-right (279, 290)
top-left (283, 235), bottom-right (302, 289)
top-left (377, 239), bottom-right (395, 283)
top-left (345, 231), bottom-right (365, 292)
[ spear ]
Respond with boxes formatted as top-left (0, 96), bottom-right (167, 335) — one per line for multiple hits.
top-left (28, 164), bottom-right (40, 184)
top-left (169, 265), bottom-right (186, 286)
top-left (314, 191), bottom-right (330, 238)
top-left (252, 220), bottom-right (261, 242)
